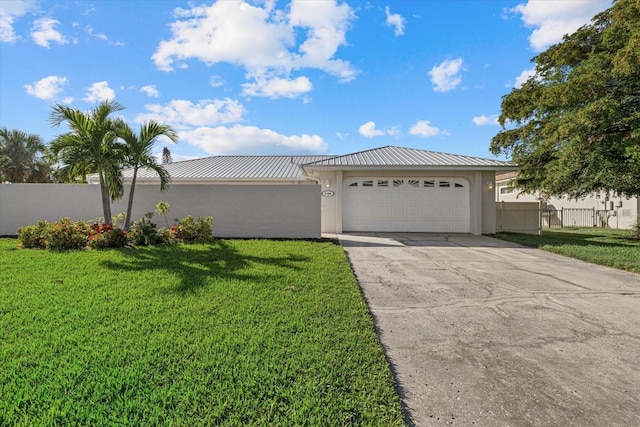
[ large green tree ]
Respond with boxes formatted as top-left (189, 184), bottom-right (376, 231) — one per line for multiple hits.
top-left (490, 0), bottom-right (640, 199)
top-left (0, 128), bottom-right (52, 183)
top-left (49, 100), bottom-right (127, 224)
top-left (119, 121), bottom-right (178, 230)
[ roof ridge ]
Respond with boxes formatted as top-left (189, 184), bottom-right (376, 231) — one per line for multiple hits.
top-left (395, 145), bottom-right (506, 161)
top-left (164, 154), bottom-right (336, 168)
top-left (301, 145), bottom-right (395, 166)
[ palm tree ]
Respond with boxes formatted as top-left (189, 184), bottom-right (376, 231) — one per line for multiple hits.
top-left (49, 100), bottom-right (127, 224)
top-left (119, 121), bottom-right (178, 230)
top-left (162, 146), bottom-right (173, 164)
top-left (0, 128), bottom-right (52, 182)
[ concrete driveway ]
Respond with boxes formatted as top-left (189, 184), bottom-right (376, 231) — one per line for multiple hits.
top-left (338, 233), bottom-right (640, 426)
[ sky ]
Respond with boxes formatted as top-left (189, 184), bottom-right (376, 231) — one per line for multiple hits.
top-left (0, 0), bottom-right (612, 162)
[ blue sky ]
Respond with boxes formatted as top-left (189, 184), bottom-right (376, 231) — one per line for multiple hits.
top-left (0, 0), bottom-right (611, 162)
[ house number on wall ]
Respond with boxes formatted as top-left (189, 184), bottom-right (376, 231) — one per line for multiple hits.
top-left (321, 190), bottom-right (335, 197)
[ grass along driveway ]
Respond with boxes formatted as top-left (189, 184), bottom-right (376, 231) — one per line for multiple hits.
top-left (0, 239), bottom-right (405, 426)
top-left (493, 227), bottom-right (640, 273)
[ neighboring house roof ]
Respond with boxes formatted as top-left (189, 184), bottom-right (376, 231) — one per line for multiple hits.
top-left (302, 146), bottom-right (518, 170)
top-left (496, 171), bottom-right (518, 182)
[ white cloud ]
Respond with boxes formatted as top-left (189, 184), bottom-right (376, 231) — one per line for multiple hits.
top-left (24, 75), bottom-right (68, 99)
top-left (85, 25), bottom-right (108, 41)
top-left (242, 75), bottom-right (312, 98)
top-left (135, 98), bottom-right (245, 128)
top-left (513, 67), bottom-right (536, 87)
top-left (31, 17), bottom-right (68, 48)
top-left (409, 120), bottom-right (442, 137)
top-left (385, 6), bottom-right (405, 37)
top-left (151, 0), bottom-right (357, 98)
top-left (179, 125), bottom-right (326, 155)
top-left (428, 58), bottom-right (463, 92)
top-left (62, 96), bottom-right (74, 104)
top-left (210, 75), bottom-right (225, 88)
top-left (512, 0), bottom-right (611, 52)
top-left (140, 84), bottom-right (160, 98)
top-left (0, 0), bottom-right (37, 43)
top-left (472, 114), bottom-right (499, 126)
top-left (358, 121), bottom-right (399, 138)
top-left (83, 81), bottom-right (115, 103)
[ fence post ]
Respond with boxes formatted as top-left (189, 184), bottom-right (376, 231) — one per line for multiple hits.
top-left (538, 201), bottom-right (542, 235)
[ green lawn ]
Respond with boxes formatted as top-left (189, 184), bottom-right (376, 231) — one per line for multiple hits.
top-left (0, 239), bottom-right (405, 426)
top-left (493, 227), bottom-right (640, 273)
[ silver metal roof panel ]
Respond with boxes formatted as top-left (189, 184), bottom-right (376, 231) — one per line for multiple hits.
top-left (302, 146), bottom-right (516, 168)
top-left (124, 155), bottom-right (333, 180)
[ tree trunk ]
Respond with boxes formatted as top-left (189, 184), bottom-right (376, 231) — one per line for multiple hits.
top-left (124, 168), bottom-right (138, 230)
top-left (99, 170), bottom-right (112, 224)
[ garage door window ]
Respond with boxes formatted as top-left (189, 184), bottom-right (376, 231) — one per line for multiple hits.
top-left (346, 178), bottom-right (467, 188)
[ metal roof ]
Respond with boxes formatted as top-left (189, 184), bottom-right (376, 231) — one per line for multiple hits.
top-left (302, 146), bottom-right (517, 168)
top-left (125, 155), bottom-right (333, 181)
top-left (104, 146), bottom-right (516, 183)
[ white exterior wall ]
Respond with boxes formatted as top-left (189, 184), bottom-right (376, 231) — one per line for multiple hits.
top-left (496, 180), bottom-right (639, 229)
top-left (315, 170), bottom-right (498, 235)
top-left (0, 183), bottom-right (320, 238)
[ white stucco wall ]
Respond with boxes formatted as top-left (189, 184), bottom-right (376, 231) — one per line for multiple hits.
top-left (313, 170), bottom-right (498, 235)
top-left (0, 183), bottom-right (320, 238)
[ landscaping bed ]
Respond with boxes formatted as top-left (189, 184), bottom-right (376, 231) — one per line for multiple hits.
top-left (0, 238), bottom-right (405, 425)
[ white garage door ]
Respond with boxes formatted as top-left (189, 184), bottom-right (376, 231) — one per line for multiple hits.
top-left (343, 177), bottom-right (470, 232)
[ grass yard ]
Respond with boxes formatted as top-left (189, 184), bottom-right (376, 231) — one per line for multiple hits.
top-left (494, 227), bottom-right (640, 273)
top-left (0, 238), bottom-right (405, 426)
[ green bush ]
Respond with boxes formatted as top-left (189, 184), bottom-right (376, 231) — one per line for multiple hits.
top-left (17, 220), bottom-right (50, 249)
top-left (47, 218), bottom-right (90, 250)
top-left (88, 227), bottom-right (128, 249)
top-left (16, 211), bottom-right (216, 251)
top-left (128, 216), bottom-right (159, 246)
top-left (157, 227), bottom-right (179, 245)
top-left (176, 215), bottom-right (214, 243)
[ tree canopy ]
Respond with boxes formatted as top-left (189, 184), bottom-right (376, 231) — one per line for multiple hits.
top-left (49, 100), bottom-right (127, 224)
top-left (490, 0), bottom-right (640, 199)
top-left (0, 128), bottom-right (52, 183)
top-left (119, 121), bottom-right (177, 230)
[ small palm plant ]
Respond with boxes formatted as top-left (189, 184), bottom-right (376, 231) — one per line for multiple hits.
top-left (156, 201), bottom-right (171, 228)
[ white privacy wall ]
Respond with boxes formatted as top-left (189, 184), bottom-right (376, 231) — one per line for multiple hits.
top-left (0, 183), bottom-right (320, 238)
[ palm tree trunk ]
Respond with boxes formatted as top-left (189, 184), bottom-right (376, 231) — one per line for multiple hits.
top-left (124, 168), bottom-right (138, 230)
top-left (99, 170), bottom-right (112, 224)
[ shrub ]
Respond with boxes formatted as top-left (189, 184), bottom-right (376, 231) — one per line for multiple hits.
top-left (17, 220), bottom-right (50, 249)
top-left (112, 212), bottom-right (127, 229)
top-left (157, 227), bottom-right (179, 245)
top-left (48, 218), bottom-right (90, 250)
top-left (128, 215), bottom-right (158, 246)
top-left (88, 226), bottom-right (128, 249)
top-left (176, 215), bottom-right (214, 243)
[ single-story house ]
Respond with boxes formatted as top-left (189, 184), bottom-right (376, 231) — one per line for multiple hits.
top-left (113, 145), bottom-right (518, 236)
top-left (496, 172), bottom-right (640, 229)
